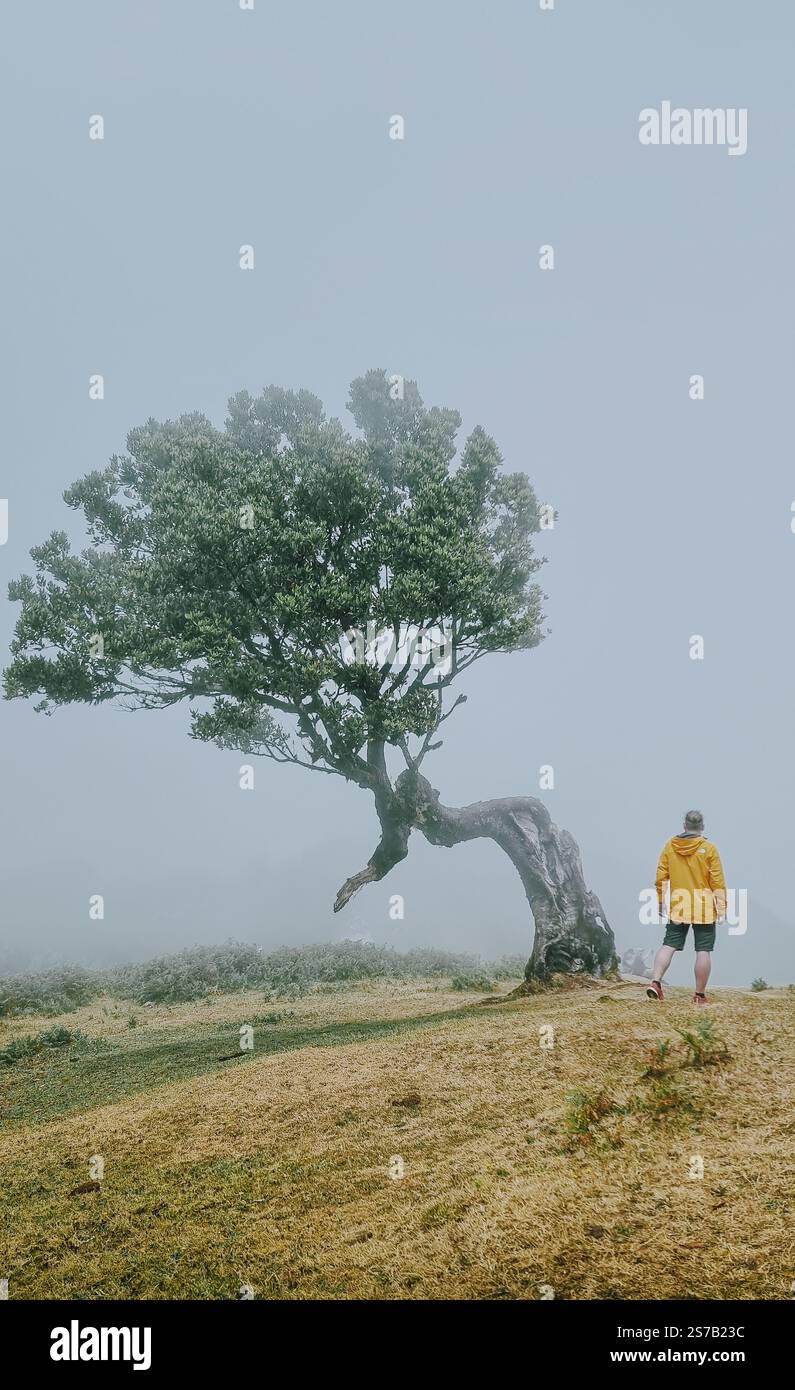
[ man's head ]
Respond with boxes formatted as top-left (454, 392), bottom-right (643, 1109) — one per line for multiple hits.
top-left (683, 809), bottom-right (704, 834)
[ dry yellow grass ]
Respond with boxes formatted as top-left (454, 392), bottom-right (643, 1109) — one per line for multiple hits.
top-left (0, 976), bottom-right (465, 1045)
top-left (1, 978), bottom-right (794, 1300)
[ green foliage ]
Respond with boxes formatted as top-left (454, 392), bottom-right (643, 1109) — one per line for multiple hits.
top-left (674, 1016), bottom-right (731, 1068)
top-left (4, 372), bottom-right (544, 781)
top-left (751, 977), bottom-right (769, 992)
top-left (450, 972), bottom-right (495, 992)
top-left (0, 1036), bottom-right (41, 1066)
top-left (564, 1088), bottom-right (619, 1142)
top-left (0, 941), bottom-right (523, 1016)
top-left (112, 941), bottom-right (507, 1004)
top-left (0, 966), bottom-right (98, 1019)
top-left (38, 1025), bottom-right (76, 1049)
top-left (0, 1026), bottom-right (91, 1066)
top-left (635, 1031), bottom-right (722, 1122)
top-left (490, 954), bottom-right (526, 980)
top-left (110, 941), bottom-right (268, 1004)
top-left (641, 1039), bottom-right (676, 1078)
top-left (638, 1076), bottom-right (688, 1120)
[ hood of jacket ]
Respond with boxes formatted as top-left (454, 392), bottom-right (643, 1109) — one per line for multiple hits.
top-left (670, 835), bottom-right (706, 858)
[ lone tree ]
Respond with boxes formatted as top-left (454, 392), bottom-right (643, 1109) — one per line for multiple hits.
top-left (4, 371), bottom-right (617, 983)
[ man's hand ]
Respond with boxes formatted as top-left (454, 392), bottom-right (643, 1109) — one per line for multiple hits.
top-left (714, 893), bottom-right (728, 924)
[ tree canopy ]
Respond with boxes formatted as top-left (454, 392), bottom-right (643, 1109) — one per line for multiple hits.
top-left (5, 370), bottom-right (545, 794)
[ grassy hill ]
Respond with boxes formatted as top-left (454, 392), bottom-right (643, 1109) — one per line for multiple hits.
top-left (1, 950), bottom-right (793, 1300)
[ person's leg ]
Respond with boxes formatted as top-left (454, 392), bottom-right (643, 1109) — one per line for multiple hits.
top-left (694, 950), bottom-right (712, 995)
top-left (693, 925), bottom-right (716, 1001)
top-left (652, 944), bottom-right (677, 983)
top-left (647, 923), bottom-right (685, 998)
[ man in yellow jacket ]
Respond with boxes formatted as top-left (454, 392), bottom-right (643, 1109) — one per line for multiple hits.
top-left (647, 809), bottom-right (727, 1006)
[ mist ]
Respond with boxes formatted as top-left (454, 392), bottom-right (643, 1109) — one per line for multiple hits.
top-left (2, 0), bottom-right (793, 988)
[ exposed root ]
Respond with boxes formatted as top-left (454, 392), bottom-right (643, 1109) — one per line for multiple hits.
top-left (480, 973), bottom-right (613, 1004)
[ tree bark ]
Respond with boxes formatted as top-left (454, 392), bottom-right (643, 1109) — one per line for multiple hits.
top-left (334, 769), bottom-right (618, 984)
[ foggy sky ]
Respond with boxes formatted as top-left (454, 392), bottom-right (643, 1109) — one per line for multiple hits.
top-left (1, 0), bottom-right (793, 987)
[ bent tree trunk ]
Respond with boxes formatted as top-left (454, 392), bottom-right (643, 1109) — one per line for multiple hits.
top-left (335, 769), bottom-right (618, 984)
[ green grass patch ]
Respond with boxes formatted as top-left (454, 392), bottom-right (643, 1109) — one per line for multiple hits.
top-left (0, 1026), bottom-right (102, 1067)
top-left (0, 1004), bottom-right (486, 1130)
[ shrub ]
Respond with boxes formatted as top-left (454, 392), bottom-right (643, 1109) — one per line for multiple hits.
top-left (0, 939), bottom-right (520, 1013)
top-left (675, 1016), bottom-right (731, 1068)
top-left (110, 940), bottom-right (495, 1004)
top-left (38, 1025), bottom-right (76, 1048)
top-left (642, 1039), bottom-right (676, 1078)
top-left (0, 966), bottom-right (98, 1019)
top-left (491, 955), bottom-right (526, 980)
top-left (0, 1036), bottom-right (40, 1065)
top-left (0, 1026), bottom-right (92, 1066)
top-left (107, 941), bottom-right (269, 1004)
top-left (564, 1088), bottom-right (619, 1143)
top-left (636, 1075), bottom-right (696, 1121)
top-left (641, 1077), bottom-right (678, 1119)
top-left (450, 972), bottom-right (494, 993)
top-left (751, 978), bottom-right (769, 992)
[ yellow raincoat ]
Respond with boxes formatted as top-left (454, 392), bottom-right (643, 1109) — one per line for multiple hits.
top-left (655, 836), bottom-right (726, 924)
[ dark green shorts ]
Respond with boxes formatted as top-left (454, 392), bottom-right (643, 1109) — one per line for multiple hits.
top-left (663, 922), bottom-right (716, 952)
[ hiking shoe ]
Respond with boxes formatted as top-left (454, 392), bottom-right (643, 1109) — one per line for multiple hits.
top-left (693, 992), bottom-right (708, 1006)
top-left (646, 980), bottom-right (664, 1001)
